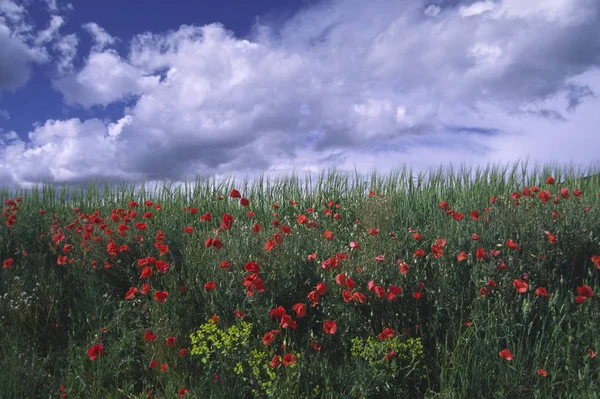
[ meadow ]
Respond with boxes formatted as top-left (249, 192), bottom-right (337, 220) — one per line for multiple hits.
top-left (1, 161), bottom-right (599, 398)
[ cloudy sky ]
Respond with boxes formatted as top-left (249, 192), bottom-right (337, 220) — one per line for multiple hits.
top-left (0, 0), bottom-right (599, 187)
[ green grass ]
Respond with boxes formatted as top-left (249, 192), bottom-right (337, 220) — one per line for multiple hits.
top-left (1, 159), bottom-right (600, 398)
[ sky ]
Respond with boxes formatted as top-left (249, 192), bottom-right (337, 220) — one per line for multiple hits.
top-left (0, 0), bottom-right (599, 187)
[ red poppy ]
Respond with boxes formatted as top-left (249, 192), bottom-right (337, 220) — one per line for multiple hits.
top-left (431, 245), bottom-right (444, 258)
top-left (535, 287), bottom-right (550, 297)
top-left (513, 279), bottom-right (528, 293)
top-left (323, 230), bottom-right (335, 240)
top-left (125, 287), bottom-right (138, 300)
top-left (412, 232), bottom-right (421, 240)
top-left (439, 200), bottom-right (449, 210)
top-left (292, 303), bottom-right (306, 318)
top-left (265, 239), bottom-right (276, 252)
top-left (149, 360), bottom-right (157, 369)
top-left (323, 320), bottom-right (337, 335)
top-left (166, 336), bottom-right (176, 346)
top-left (352, 291), bottom-right (367, 303)
top-left (263, 332), bottom-right (275, 346)
top-left (588, 349), bottom-right (596, 358)
top-left (414, 249), bottom-right (425, 257)
top-left (577, 284), bottom-right (594, 298)
top-left (375, 255), bottom-right (386, 262)
top-left (140, 266), bottom-right (153, 279)
top-left (378, 328), bottom-right (395, 340)
top-left (475, 248), bottom-right (487, 260)
top-left (413, 291), bottom-right (423, 299)
top-left (341, 289), bottom-right (353, 303)
top-left (270, 355), bottom-right (281, 369)
top-left (141, 283), bottom-right (151, 295)
top-left (241, 261), bottom-right (259, 274)
top-left (282, 353), bottom-right (296, 366)
top-left (345, 278), bottom-right (355, 290)
top-left (3, 258), bottom-right (13, 268)
top-left (592, 255), bottom-right (600, 270)
top-left (178, 388), bottom-right (189, 397)
top-left (335, 273), bottom-right (347, 286)
top-left (499, 348), bottom-right (513, 361)
top-left (204, 282), bottom-right (216, 291)
top-left (280, 314), bottom-right (297, 329)
top-left (153, 291), bottom-right (168, 303)
top-left (316, 282), bottom-right (327, 295)
top-left (537, 368), bottom-right (548, 377)
top-left (144, 331), bottom-right (157, 341)
top-left (269, 306), bottom-right (286, 318)
top-left (160, 363), bottom-right (168, 372)
top-left (307, 252), bottom-right (317, 261)
top-left (230, 189), bottom-right (241, 198)
top-left (452, 213), bottom-right (464, 221)
top-left (573, 189), bottom-right (582, 198)
top-left (221, 214), bottom-right (234, 230)
top-left (179, 348), bottom-right (188, 357)
top-left (87, 343), bottom-right (104, 361)
top-left (200, 212), bottom-right (212, 222)
top-left (183, 226), bottom-right (193, 234)
top-left (219, 260), bottom-right (230, 270)
top-left (470, 210), bottom-right (480, 220)
top-left (545, 176), bottom-right (555, 185)
top-left (308, 290), bottom-right (320, 306)
top-left (240, 198), bottom-right (249, 207)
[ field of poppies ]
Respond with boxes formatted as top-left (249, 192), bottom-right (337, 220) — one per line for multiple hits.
top-left (1, 162), bottom-right (600, 398)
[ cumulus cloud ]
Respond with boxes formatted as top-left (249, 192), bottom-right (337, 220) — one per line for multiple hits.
top-left (0, 0), bottom-right (67, 91)
top-left (3, 0), bottom-right (600, 186)
top-left (82, 22), bottom-right (116, 51)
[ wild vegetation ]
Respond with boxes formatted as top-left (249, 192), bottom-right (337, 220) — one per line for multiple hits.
top-left (1, 161), bottom-right (599, 398)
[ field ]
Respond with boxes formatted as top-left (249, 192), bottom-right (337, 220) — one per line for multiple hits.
top-left (1, 161), bottom-right (600, 398)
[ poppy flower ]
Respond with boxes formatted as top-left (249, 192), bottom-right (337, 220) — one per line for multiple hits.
top-left (184, 226), bottom-right (193, 234)
top-left (546, 176), bottom-right (555, 185)
top-left (573, 189), bottom-right (582, 198)
top-left (506, 240), bottom-right (520, 251)
top-left (537, 368), bottom-right (548, 377)
top-left (378, 328), bottom-right (395, 340)
top-left (308, 290), bottom-right (320, 306)
top-left (280, 314), bottom-right (297, 329)
top-left (178, 388), bottom-right (189, 397)
top-left (3, 258), bottom-right (14, 268)
top-left (245, 261), bottom-right (260, 273)
top-left (341, 289), bottom-right (353, 303)
top-left (323, 320), bottom-right (337, 335)
top-left (230, 189), bottom-right (241, 198)
top-left (219, 260), bottom-right (230, 269)
top-left (140, 266), bottom-right (153, 279)
top-left (414, 249), bottom-right (425, 257)
top-left (323, 230), bottom-right (334, 240)
top-left (166, 336), bottom-right (176, 346)
top-left (160, 364), bottom-right (168, 372)
top-left (431, 245), bottom-right (444, 258)
top-left (316, 282), bottom-right (327, 295)
top-left (269, 306), bottom-right (286, 318)
top-left (513, 279), bottom-right (528, 293)
top-left (475, 248), bottom-right (487, 260)
top-left (456, 251), bottom-right (468, 262)
top-left (345, 278), bottom-right (355, 290)
top-left (375, 255), bottom-right (386, 262)
top-left (87, 343), bottom-right (104, 361)
top-left (200, 212), bottom-right (212, 222)
top-left (263, 332), bottom-right (275, 346)
top-left (577, 284), bottom-right (594, 298)
top-left (452, 213), bottom-right (464, 221)
top-left (240, 198), bottom-right (250, 207)
top-left (253, 224), bottom-right (261, 233)
top-left (413, 291), bottom-right (423, 299)
top-left (292, 303), bottom-right (306, 318)
top-left (221, 214), bottom-right (234, 230)
top-left (204, 282), bottom-right (216, 291)
top-left (350, 241), bottom-right (360, 250)
top-left (352, 291), bottom-right (367, 303)
top-left (125, 287), bottom-right (138, 300)
top-left (470, 210), bottom-right (480, 220)
top-left (149, 360), bottom-right (157, 369)
top-left (265, 239), bottom-right (276, 252)
top-left (307, 252), bottom-right (317, 261)
top-left (144, 331), bottom-right (157, 341)
top-left (282, 353), bottom-right (296, 366)
top-left (153, 291), bottom-right (168, 303)
top-left (270, 355), bottom-right (281, 369)
top-left (535, 287), bottom-right (550, 297)
top-left (335, 273), bottom-right (347, 286)
top-left (588, 349), bottom-right (596, 358)
top-left (412, 232), bottom-right (422, 240)
top-left (398, 260), bottom-right (409, 274)
top-left (499, 349), bottom-right (513, 361)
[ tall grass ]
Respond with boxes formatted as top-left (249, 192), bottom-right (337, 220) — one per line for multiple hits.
top-left (1, 159), bottom-right (599, 398)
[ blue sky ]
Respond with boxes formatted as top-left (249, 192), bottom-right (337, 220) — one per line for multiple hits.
top-left (1, 0), bottom-right (599, 186)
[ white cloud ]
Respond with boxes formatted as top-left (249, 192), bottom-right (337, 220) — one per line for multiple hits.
top-left (2, 0), bottom-right (600, 186)
top-left (82, 22), bottom-right (116, 51)
top-left (0, 109), bottom-right (9, 120)
top-left (53, 50), bottom-right (160, 107)
top-left (35, 15), bottom-right (64, 45)
top-left (54, 33), bottom-right (78, 74)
